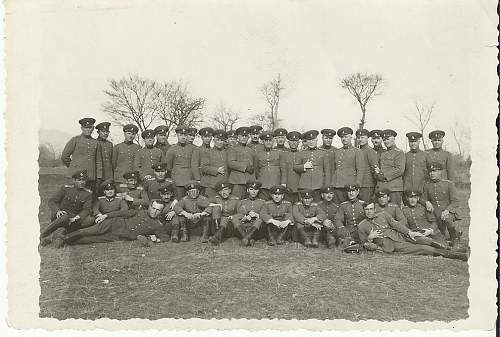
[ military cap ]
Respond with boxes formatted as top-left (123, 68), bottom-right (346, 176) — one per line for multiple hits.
top-left (286, 131), bottom-right (301, 141)
top-left (428, 162), bottom-right (443, 171)
top-left (355, 129), bottom-right (370, 137)
top-left (270, 185), bottom-right (287, 195)
top-left (151, 163), bottom-right (167, 172)
top-left (213, 129), bottom-right (227, 140)
top-left (158, 185), bottom-right (174, 194)
top-left (382, 129), bottom-right (397, 139)
top-left (321, 129), bottom-right (336, 137)
top-left (78, 117), bottom-right (96, 128)
top-left (428, 130), bottom-right (446, 140)
top-left (337, 127), bottom-right (354, 137)
top-left (363, 201), bottom-right (375, 209)
top-left (300, 189), bottom-right (314, 199)
top-left (175, 125), bottom-right (189, 134)
top-left (199, 127), bottom-right (214, 137)
top-left (405, 189), bottom-right (422, 197)
top-left (215, 181), bottom-right (232, 191)
top-left (185, 180), bottom-right (201, 191)
top-left (369, 129), bottom-right (383, 138)
top-left (95, 122), bottom-right (111, 131)
top-left (249, 125), bottom-right (263, 134)
top-left (405, 132), bottom-right (422, 142)
top-left (188, 127), bottom-right (198, 135)
top-left (302, 130), bottom-right (319, 140)
top-left (246, 180), bottom-right (262, 189)
top-left (259, 131), bottom-right (274, 141)
top-left (123, 124), bottom-right (139, 133)
top-left (273, 128), bottom-right (288, 137)
top-left (236, 126), bottom-right (250, 136)
top-left (123, 171), bottom-right (139, 180)
top-left (374, 188), bottom-right (390, 198)
top-left (320, 185), bottom-right (335, 194)
top-left (101, 181), bottom-right (116, 191)
top-left (344, 184), bottom-right (360, 191)
top-left (72, 170), bottom-right (88, 180)
top-left (154, 125), bottom-right (169, 135)
top-left (141, 129), bottom-right (155, 139)
top-left (227, 130), bottom-right (237, 138)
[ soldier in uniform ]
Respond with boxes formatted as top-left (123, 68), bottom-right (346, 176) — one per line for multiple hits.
top-left (356, 128), bottom-right (378, 203)
top-left (95, 122), bottom-right (114, 191)
top-left (143, 163), bottom-right (174, 200)
top-left (281, 131), bottom-right (302, 203)
top-left (157, 185), bottom-right (179, 242)
top-left (154, 125), bottom-right (170, 157)
top-left (112, 124), bottom-right (141, 184)
top-left (426, 130), bottom-right (455, 181)
top-left (260, 185), bottom-right (294, 246)
top-left (293, 130), bottom-right (330, 201)
top-left (403, 132), bottom-right (430, 198)
top-left (248, 125), bottom-right (264, 152)
top-left (166, 125), bottom-right (196, 199)
top-left (273, 128), bottom-right (289, 152)
top-left (51, 200), bottom-right (170, 248)
top-left (226, 129), bottom-right (237, 148)
top-left (369, 129), bottom-right (385, 161)
top-left (186, 127), bottom-right (198, 146)
top-left (227, 126), bottom-right (256, 199)
top-left (208, 181), bottom-right (240, 245)
top-left (134, 129), bottom-right (164, 181)
top-left (255, 131), bottom-right (286, 200)
top-left (334, 184), bottom-right (365, 247)
top-left (40, 170), bottom-right (93, 242)
top-left (331, 127), bottom-right (363, 203)
top-left (422, 162), bottom-right (463, 246)
top-left (373, 189), bottom-right (407, 225)
top-left (232, 181), bottom-right (266, 246)
top-left (293, 189), bottom-right (326, 248)
top-left (200, 129), bottom-right (228, 198)
top-left (116, 171), bottom-right (150, 210)
top-left (61, 118), bottom-right (99, 192)
top-left (192, 127), bottom-right (213, 193)
top-left (320, 128), bottom-right (337, 174)
top-left (357, 202), bottom-right (467, 261)
top-left (80, 181), bottom-right (129, 228)
top-left (375, 129), bottom-right (405, 206)
top-left (317, 185), bottom-right (339, 248)
top-left (173, 181), bottom-right (212, 242)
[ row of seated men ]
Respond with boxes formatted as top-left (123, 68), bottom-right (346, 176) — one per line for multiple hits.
top-left (40, 163), bottom-right (467, 261)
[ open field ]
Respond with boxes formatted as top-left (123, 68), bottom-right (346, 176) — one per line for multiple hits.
top-left (38, 172), bottom-right (470, 321)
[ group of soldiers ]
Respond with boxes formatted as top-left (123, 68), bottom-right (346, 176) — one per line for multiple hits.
top-left (39, 117), bottom-right (467, 261)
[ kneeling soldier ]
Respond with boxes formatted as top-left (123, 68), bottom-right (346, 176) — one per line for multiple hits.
top-left (173, 181), bottom-right (212, 242)
top-left (208, 181), bottom-right (239, 245)
top-left (293, 189), bottom-right (326, 248)
top-left (232, 181), bottom-right (266, 246)
top-left (116, 171), bottom-right (150, 210)
top-left (334, 184), bottom-right (365, 248)
top-left (260, 185), bottom-right (294, 246)
top-left (317, 185), bottom-right (339, 248)
top-left (157, 185), bottom-right (179, 242)
top-left (81, 181), bottom-right (129, 228)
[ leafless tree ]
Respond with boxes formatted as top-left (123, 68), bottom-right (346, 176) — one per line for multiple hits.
top-left (405, 99), bottom-right (435, 150)
top-left (261, 73), bottom-right (284, 130)
top-left (340, 72), bottom-right (383, 131)
top-left (248, 112), bottom-right (274, 130)
top-left (451, 120), bottom-right (471, 159)
top-left (209, 103), bottom-right (241, 131)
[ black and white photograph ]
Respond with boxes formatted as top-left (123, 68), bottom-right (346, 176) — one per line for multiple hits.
top-left (3, 0), bottom-right (498, 334)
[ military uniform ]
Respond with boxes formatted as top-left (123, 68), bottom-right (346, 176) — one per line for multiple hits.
top-left (113, 143), bottom-right (141, 184)
top-left (260, 187), bottom-right (294, 245)
top-left (317, 188), bottom-right (339, 248)
top-left (227, 128), bottom-right (256, 199)
top-left (143, 177), bottom-right (174, 200)
top-left (232, 181), bottom-right (266, 246)
top-left (116, 184), bottom-right (150, 209)
top-left (358, 136), bottom-right (378, 203)
top-left (192, 144), bottom-right (212, 185)
top-left (165, 143), bottom-right (196, 199)
top-left (374, 202), bottom-right (407, 226)
top-left (426, 148), bottom-right (455, 181)
top-left (209, 184), bottom-right (240, 244)
top-left (61, 134), bottom-right (99, 186)
top-left (292, 194), bottom-right (326, 247)
top-left (81, 195), bottom-right (129, 228)
top-left (401, 202), bottom-right (445, 242)
top-left (404, 149), bottom-right (429, 193)
top-left (376, 130), bottom-right (405, 206)
top-left (173, 183), bottom-right (212, 242)
top-left (255, 133), bottom-right (287, 200)
top-left (134, 135), bottom-right (164, 181)
top-left (334, 197), bottom-right (365, 244)
top-left (95, 122), bottom-right (114, 184)
top-left (154, 125), bottom-right (171, 157)
top-left (200, 146), bottom-right (228, 198)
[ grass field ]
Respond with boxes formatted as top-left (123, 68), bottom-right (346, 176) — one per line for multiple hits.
top-left (38, 172), bottom-right (470, 321)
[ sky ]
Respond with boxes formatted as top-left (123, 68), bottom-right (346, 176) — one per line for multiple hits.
top-left (37, 0), bottom-right (496, 152)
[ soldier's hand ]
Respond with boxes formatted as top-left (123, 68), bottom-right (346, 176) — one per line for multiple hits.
top-left (69, 216), bottom-right (79, 223)
top-left (165, 211), bottom-right (175, 221)
top-left (425, 201), bottom-right (434, 212)
top-left (248, 210), bottom-right (258, 218)
top-left (304, 161), bottom-right (313, 170)
top-left (95, 214), bottom-right (107, 223)
top-left (323, 219), bottom-right (334, 228)
top-left (124, 194), bottom-right (134, 202)
top-left (367, 229), bottom-right (382, 240)
top-left (282, 220), bottom-right (292, 228)
top-left (440, 209), bottom-right (450, 220)
top-left (217, 166), bottom-right (225, 175)
top-left (407, 230), bottom-right (423, 241)
top-left (55, 210), bottom-right (67, 218)
top-left (422, 228), bottom-right (433, 236)
top-left (312, 222), bottom-right (322, 230)
top-left (374, 165), bottom-right (380, 174)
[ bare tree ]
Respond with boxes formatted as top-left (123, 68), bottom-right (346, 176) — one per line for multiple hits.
top-left (451, 120), bottom-right (471, 159)
top-left (340, 72), bottom-right (383, 131)
top-left (261, 73), bottom-right (284, 130)
top-left (405, 99), bottom-right (435, 150)
top-left (209, 103), bottom-right (241, 131)
top-left (248, 112), bottom-right (274, 130)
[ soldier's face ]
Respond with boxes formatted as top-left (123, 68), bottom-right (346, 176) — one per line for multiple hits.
top-left (276, 135), bottom-right (286, 145)
top-left (187, 134), bottom-right (195, 143)
top-left (126, 178), bottom-right (137, 188)
top-left (214, 137), bottom-right (225, 148)
top-left (98, 130), bottom-right (109, 140)
top-left (177, 133), bottom-right (187, 144)
top-left (218, 187), bottom-right (231, 199)
top-left (288, 140), bottom-right (299, 150)
top-left (247, 187), bottom-right (259, 198)
top-left (347, 189), bottom-right (359, 200)
top-left (228, 137), bottom-right (237, 146)
top-left (364, 204), bottom-right (376, 219)
top-left (104, 188), bottom-right (115, 198)
top-left (383, 136), bottom-right (395, 148)
top-left (148, 201), bottom-right (165, 218)
top-left (322, 135), bottom-right (333, 147)
top-left (271, 193), bottom-right (284, 203)
top-left (263, 139), bottom-right (274, 148)
top-left (429, 169), bottom-right (441, 180)
top-left (371, 137), bottom-right (382, 147)
top-left (81, 126), bottom-right (94, 136)
top-left (251, 133), bottom-right (260, 142)
top-left (358, 135), bottom-right (369, 146)
top-left (377, 194), bottom-right (389, 206)
top-left (302, 196), bottom-right (313, 206)
top-left (156, 134), bottom-right (167, 143)
top-left (307, 138), bottom-right (318, 149)
top-left (431, 138), bottom-right (443, 149)
top-left (322, 192), bottom-right (334, 202)
top-left (341, 134), bottom-right (352, 145)
top-left (238, 134), bottom-right (249, 144)
top-left (144, 138), bottom-right (155, 146)
top-left (154, 170), bottom-right (166, 180)
top-left (160, 192), bottom-right (173, 202)
top-left (202, 136), bottom-right (212, 145)
top-left (124, 132), bottom-right (136, 142)
top-left (409, 140), bottom-right (420, 150)
top-left (408, 196), bottom-right (419, 207)
top-left (187, 188), bottom-right (200, 199)
top-left (74, 178), bottom-right (86, 189)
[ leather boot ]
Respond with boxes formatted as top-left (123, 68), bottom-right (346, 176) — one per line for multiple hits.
top-left (171, 229), bottom-right (179, 243)
top-left (326, 233), bottom-right (336, 249)
top-left (243, 226), bottom-right (258, 246)
top-left (200, 222), bottom-right (210, 243)
top-left (311, 231), bottom-right (320, 248)
top-left (434, 248), bottom-right (468, 261)
top-left (267, 226), bottom-right (276, 246)
top-left (297, 227), bottom-right (310, 247)
top-left (40, 216), bottom-right (67, 238)
top-left (180, 224), bottom-right (189, 242)
top-left (276, 227), bottom-right (288, 245)
top-left (209, 227), bottom-right (224, 245)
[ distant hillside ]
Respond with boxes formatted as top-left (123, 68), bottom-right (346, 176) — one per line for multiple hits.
top-left (39, 128), bottom-right (73, 153)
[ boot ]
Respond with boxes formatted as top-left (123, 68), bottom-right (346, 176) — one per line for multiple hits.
top-left (276, 227), bottom-right (287, 245)
top-left (40, 217), bottom-right (67, 238)
top-left (297, 227), bottom-right (310, 247)
top-left (171, 229), bottom-right (179, 243)
top-left (137, 235), bottom-right (152, 247)
top-left (40, 227), bottom-right (66, 247)
top-left (267, 226), bottom-right (277, 246)
top-left (428, 239), bottom-right (448, 250)
top-left (180, 224), bottom-right (189, 242)
top-left (209, 228), bottom-right (224, 245)
top-left (434, 248), bottom-right (468, 261)
top-left (243, 226), bottom-right (258, 247)
top-left (326, 233), bottom-right (336, 249)
top-left (311, 231), bottom-right (320, 248)
top-left (200, 222), bottom-right (210, 243)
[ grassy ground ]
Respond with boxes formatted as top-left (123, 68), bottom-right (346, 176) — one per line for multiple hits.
top-left (38, 173), bottom-right (470, 321)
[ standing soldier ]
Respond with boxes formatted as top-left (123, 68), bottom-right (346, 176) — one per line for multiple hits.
top-left (426, 130), bottom-right (455, 181)
top-left (282, 131), bottom-right (302, 203)
top-left (166, 125), bottom-right (196, 199)
top-left (334, 184), bottom-right (365, 247)
top-left (154, 125), bottom-right (170, 158)
top-left (293, 190), bottom-right (327, 248)
top-left (260, 185), bottom-right (294, 246)
top-left (404, 132), bottom-right (430, 195)
top-left (227, 126), bottom-right (256, 199)
top-left (331, 127), bottom-right (363, 203)
top-left (226, 130), bottom-right (237, 149)
top-left (208, 182), bottom-right (240, 245)
top-left (373, 189), bottom-right (407, 225)
top-left (134, 129), bottom-right (164, 181)
top-left (143, 163), bottom-right (173, 200)
top-left (375, 129), bottom-right (405, 206)
top-left (116, 171), bottom-right (149, 210)
top-left (317, 185), bottom-right (339, 249)
top-left (273, 128), bottom-right (289, 152)
top-left (320, 129), bottom-right (337, 170)
top-left (255, 131), bottom-right (286, 200)
top-left (369, 129), bottom-right (385, 161)
top-left (356, 128), bottom-right (378, 203)
top-left (186, 127), bottom-right (198, 146)
top-left (248, 125), bottom-right (264, 152)
top-left (200, 129), bottom-right (228, 198)
top-left (112, 124), bottom-right (141, 184)
top-left (192, 127), bottom-right (213, 192)
top-left (95, 122), bottom-right (114, 190)
top-left (232, 181), bottom-right (266, 246)
top-left (61, 118), bottom-right (99, 191)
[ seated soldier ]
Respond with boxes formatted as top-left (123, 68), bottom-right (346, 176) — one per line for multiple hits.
top-left (357, 202), bottom-right (467, 261)
top-left (143, 163), bottom-right (174, 200)
top-left (232, 181), bottom-right (266, 247)
top-left (208, 181), bottom-right (240, 245)
top-left (317, 185), bottom-right (339, 249)
top-left (157, 185), bottom-right (179, 242)
top-left (50, 199), bottom-right (170, 248)
top-left (402, 189), bottom-right (442, 241)
top-left (116, 171), bottom-right (150, 210)
top-left (40, 170), bottom-right (93, 244)
top-left (260, 185), bottom-right (294, 246)
top-left (333, 184), bottom-right (365, 248)
top-left (293, 189), bottom-right (326, 248)
top-left (80, 181), bottom-right (129, 228)
top-left (173, 181), bottom-right (212, 243)
top-left (374, 188), bottom-right (407, 226)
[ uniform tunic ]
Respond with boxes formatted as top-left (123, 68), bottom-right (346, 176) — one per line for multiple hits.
top-left (92, 196), bottom-right (129, 217)
top-left (255, 148), bottom-right (286, 189)
top-left (317, 200), bottom-right (339, 222)
top-left (200, 147), bottom-right (228, 190)
top-left (358, 144), bottom-right (378, 188)
top-left (426, 148), bottom-right (455, 181)
top-left (248, 141), bottom-right (264, 152)
top-left (210, 195), bottom-right (240, 229)
top-left (96, 138), bottom-right (114, 181)
top-left (227, 144), bottom-right (256, 185)
top-left (334, 199), bottom-right (365, 230)
top-left (155, 141), bottom-right (170, 158)
top-left (232, 197), bottom-right (266, 229)
top-left (191, 144), bottom-right (211, 183)
top-left (281, 149), bottom-right (301, 193)
top-left (421, 179), bottom-right (461, 219)
top-left (61, 135), bottom-right (99, 181)
top-left (404, 149), bottom-right (429, 192)
top-left (116, 184), bottom-right (150, 209)
top-left (260, 200), bottom-right (294, 223)
top-left (293, 147), bottom-right (331, 190)
top-left (48, 184), bottom-right (93, 218)
top-left (319, 145), bottom-right (336, 178)
top-left (292, 201), bottom-right (326, 229)
top-left (378, 146), bottom-right (406, 191)
top-left (143, 178), bottom-right (174, 200)
top-left (173, 195), bottom-right (212, 215)
top-left (134, 146), bottom-right (164, 180)
top-left (112, 141), bottom-right (141, 183)
top-left (374, 203), bottom-right (407, 226)
top-left (165, 144), bottom-right (196, 187)
top-left (373, 145), bottom-right (385, 162)
top-left (331, 145), bottom-right (363, 187)
top-left (401, 203), bottom-right (436, 231)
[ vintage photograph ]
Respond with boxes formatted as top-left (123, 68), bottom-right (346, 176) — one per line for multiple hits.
top-left (4, 0), bottom-right (498, 332)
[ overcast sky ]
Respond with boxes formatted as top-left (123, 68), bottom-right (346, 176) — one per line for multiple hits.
top-left (38, 0), bottom-right (495, 152)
